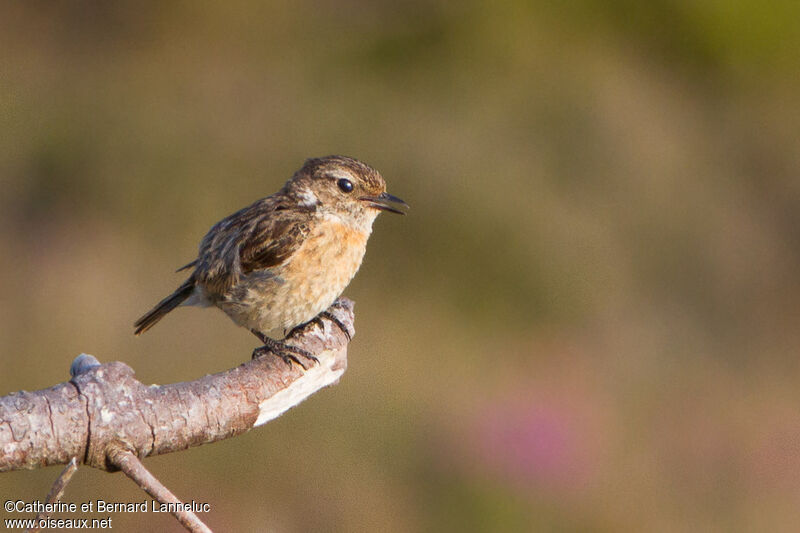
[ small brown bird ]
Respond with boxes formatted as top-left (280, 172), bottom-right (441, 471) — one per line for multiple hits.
top-left (134, 155), bottom-right (407, 366)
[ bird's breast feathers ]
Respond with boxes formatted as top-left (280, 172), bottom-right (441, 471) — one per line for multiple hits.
top-left (205, 218), bottom-right (370, 337)
top-left (280, 218), bottom-right (370, 293)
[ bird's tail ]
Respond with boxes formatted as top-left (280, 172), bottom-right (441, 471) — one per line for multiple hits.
top-left (134, 278), bottom-right (196, 335)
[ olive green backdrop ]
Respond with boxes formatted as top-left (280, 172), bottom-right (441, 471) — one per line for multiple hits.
top-left (2, 2), bottom-right (800, 531)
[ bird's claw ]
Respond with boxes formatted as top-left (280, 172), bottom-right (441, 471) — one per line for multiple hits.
top-left (288, 308), bottom-right (352, 342)
top-left (252, 340), bottom-right (319, 370)
top-left (318, 311), bottom-right (352, 341)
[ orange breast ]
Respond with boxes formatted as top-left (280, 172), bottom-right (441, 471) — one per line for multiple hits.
top-left (212, 217), bottom-right (371, 338)
top-left (275, 219), bottom-right (369, 326)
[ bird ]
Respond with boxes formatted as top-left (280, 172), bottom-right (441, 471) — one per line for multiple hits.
top-left (133, 155), bottom-right (407, 367)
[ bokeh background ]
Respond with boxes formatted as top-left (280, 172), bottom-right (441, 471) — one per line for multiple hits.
top-left (2, 1), bottom-right (800, 531)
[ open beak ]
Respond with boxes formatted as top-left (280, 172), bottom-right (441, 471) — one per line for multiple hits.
top-left (359, 192), bottom-right (409, 215)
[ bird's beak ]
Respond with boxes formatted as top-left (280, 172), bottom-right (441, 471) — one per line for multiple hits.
top-left (359, 192), bottom-right (409, 215)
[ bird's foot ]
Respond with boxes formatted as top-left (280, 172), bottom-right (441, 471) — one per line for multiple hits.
top-left (318, 310), bottom-right (352, 341)
top-left (289, 306), bottom-right (352, 342)
top-left (251, 337), bottom-right (319, 370)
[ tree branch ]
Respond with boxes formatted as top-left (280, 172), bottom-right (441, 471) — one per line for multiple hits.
top-left (1, 299), bottom-right (354, 531)
top-left (30, 457), bottom-right (79, 532)
top-left (0, 298), bottom-right (353, 472)
top-left (107, 445), bottom-right (212, 533)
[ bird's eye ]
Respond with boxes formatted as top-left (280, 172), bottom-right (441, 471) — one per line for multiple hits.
top-left (337, 178), bottom-right (354, 193)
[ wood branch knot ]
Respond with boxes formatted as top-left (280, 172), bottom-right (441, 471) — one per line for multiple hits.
top-left (70, 362), bottom-right (152, 471)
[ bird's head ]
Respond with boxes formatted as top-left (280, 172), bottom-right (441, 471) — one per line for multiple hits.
top-left (286, 155), bottom-right (408, 230)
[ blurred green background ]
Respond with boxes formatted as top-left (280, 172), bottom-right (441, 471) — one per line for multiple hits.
top-left (2, 1), bottom-right (800, 531)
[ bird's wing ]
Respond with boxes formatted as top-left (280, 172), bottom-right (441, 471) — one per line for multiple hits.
top-left (193, 198), bottom-right (310, 295)
top-left (239, 217), bottom-right (310, 274)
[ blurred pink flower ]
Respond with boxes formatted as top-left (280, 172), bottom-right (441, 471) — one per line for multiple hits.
top-left (445, 395), bottom-right (600, 495)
